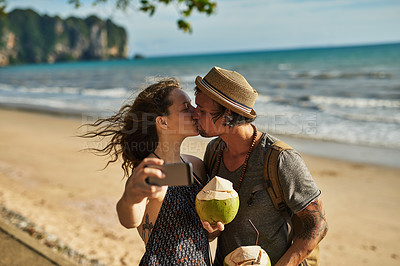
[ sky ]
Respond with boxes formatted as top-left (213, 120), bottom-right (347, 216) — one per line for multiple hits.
top-left (7, 0), bottom-right (400, 57)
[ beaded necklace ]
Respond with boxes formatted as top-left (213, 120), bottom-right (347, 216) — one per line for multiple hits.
top-left (213, 124), bottom-right (258, 192)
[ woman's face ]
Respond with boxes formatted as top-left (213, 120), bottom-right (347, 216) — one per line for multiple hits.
top-left (163, 88), bottom-right (198, 137)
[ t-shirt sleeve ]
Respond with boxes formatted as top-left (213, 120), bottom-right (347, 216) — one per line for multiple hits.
top-left (277, 150), bottom-right (321, 213)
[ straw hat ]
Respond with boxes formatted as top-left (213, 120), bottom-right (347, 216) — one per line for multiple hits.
top-left (195, 67), bottom-right (258, 118)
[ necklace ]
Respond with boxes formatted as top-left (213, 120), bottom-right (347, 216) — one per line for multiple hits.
top-left (213, 124), bottom-right (258, 192)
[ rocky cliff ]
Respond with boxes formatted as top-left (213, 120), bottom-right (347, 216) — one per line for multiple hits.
top-left (0, 9), bottom-right (128, 66)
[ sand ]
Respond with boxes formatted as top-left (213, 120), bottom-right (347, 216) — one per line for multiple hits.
top-left (0, 108), bottom-right (399, 265)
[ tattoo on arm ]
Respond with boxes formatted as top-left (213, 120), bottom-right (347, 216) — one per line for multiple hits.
top-left (297, 199), bottom-right (328, 241)
top-left (141, 213), bottom-right (154, 243)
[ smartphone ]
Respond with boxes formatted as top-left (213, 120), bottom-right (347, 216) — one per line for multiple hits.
top-left (145, 162), bottom-right (193, 187)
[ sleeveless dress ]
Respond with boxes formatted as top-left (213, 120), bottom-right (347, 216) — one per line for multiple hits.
top-left (139, 180), bottom-right (210, 265)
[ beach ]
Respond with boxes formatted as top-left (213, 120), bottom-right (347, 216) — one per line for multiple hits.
top-left (0, 108), bottom-right (399, 265)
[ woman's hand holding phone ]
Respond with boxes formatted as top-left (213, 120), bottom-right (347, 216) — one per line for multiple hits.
top-left (122, 158), bottom-right (168, 205)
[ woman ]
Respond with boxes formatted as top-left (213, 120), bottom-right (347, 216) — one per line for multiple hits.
top-left (82, 78), bottom-right (210, 265)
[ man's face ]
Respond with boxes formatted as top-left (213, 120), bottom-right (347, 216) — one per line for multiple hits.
top-left (193, 91), bottom-right (225, 137)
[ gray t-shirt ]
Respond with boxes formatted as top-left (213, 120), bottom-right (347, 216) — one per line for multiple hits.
top-left (204, 133), bottom-right (321, 265)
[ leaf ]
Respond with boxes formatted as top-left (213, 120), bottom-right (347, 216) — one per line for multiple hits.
top-left (63, 0), bottom-right (217, 33)
top-left (68, 0), bottom-right (81, 8)
top-left (177, 19), bottom-right (192, 33)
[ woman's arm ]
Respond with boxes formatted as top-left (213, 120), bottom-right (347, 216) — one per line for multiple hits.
top-left (116, 158), bottom-right (167, 228)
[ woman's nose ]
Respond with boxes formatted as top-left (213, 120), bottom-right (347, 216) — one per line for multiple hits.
top-left (192, 107), bottom-right (199, 119)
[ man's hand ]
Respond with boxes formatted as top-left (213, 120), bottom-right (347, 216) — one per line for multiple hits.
top-left (201, 220), bottom-right (224, 241)
top-left (202, 220), bottom-right (225, 233)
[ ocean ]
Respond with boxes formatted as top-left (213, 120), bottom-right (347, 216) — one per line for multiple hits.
top-left (1, 42), bottom-right (400, 164)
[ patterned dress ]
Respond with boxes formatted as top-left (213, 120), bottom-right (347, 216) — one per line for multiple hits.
top-left (139, 180), bottom-right (210, 265)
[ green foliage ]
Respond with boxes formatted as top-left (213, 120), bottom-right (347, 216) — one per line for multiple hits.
top-left (8, 9), bottom-right (45, 62)
top-left (66, 16), bottom-right (90, 46)
top-left (0, 9), bottom-right (7, 34)
top-left (0, 0), bottom-right (6, 17)
top-left (66, 16), bottom-right (90, 35)
top-left (106, 19), bottom-right (126, 48)
top-left (40, 15), bottom-right (57, 55)
top-left (56, 53), bottom-right (76, 62)
top-left (0, 20), bottom-right (6, 49)
top-left (177, 19), bottom-right (191, 33)
top-left (70, 0), bottom-right (217, 33)
top-left (0, 9), bottom-right (128, 65)
top-left (84, 15), bottom-right (103, 27)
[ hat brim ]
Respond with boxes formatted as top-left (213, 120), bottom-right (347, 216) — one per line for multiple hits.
top-left (195, 76), bottom-right (257, 119)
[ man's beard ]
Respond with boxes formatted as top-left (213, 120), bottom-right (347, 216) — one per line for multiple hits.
top-left (197, 124), bottom-right (211, 138)
top-left (198, 128), bottom-right (209, 137)
top-left (196, 119), bottom-right (222, 138)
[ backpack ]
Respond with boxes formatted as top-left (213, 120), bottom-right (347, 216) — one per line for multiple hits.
top-left (205, 138), bottom-right (320, 266)
top-left (264, 140), bottom-right (320, 266)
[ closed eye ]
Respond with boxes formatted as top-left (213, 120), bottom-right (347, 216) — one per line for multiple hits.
top-left (181, 102), bottom-right (191, 112)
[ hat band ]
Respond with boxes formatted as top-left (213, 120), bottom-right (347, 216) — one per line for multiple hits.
top-left (201, 78), bottom-right (252, 114)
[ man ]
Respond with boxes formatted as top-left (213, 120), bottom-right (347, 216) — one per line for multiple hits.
top-left (192, 66), bottom-right (328, 266)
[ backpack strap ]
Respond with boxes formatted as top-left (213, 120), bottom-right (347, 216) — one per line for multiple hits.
top-left (264, 140), bottom-right (293, 212)
top-left (264, 140), bottom-right (294, 244)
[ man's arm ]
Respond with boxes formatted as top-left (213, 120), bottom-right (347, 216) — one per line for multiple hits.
top-left (275, 196), bottom-right (328, 266)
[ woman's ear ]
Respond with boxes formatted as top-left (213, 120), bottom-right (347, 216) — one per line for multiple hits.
top-left (156, 116), bottom-right (168, 129)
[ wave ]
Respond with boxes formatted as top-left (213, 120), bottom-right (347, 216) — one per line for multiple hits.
top-left (255, 122), bottom-right (400, 150)
top-left (0, 84), bottom-right (130, 99)
top-left (309, 95), bottom-right (400, 108)
top-left (0, 96), bottom-right (88, 114)
top-left (291, 71), bottom-right (393, 80)
top-left (81, 87), bottom-right (129, 98)
top-left (177, 75), bottom-right (197, 84)
top-left (339, 113), bottom-right (400, 124)
top-left (255, 94), bottom-right (272, 103)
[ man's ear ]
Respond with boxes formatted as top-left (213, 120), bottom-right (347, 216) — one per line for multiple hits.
top-left (156, 116), bottom-right (168, 129)
top-left (222, 109), bottom-right (232, 125)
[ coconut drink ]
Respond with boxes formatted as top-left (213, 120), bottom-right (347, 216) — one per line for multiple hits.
top-left (224, 219), bottom-right (271, 266)
top-left (223, 246), bottom-right (271, 266)
top-left (195, 176), bottom-right (239, 226)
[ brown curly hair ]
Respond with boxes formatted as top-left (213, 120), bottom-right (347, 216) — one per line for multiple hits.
top-left (80, 78), bottom-right (181, 177)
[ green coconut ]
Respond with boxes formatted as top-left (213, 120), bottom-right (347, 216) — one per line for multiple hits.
top-left (223, 246), bottom-right (271, 266)
top-left (195, 176), bottom-right (239, 226)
